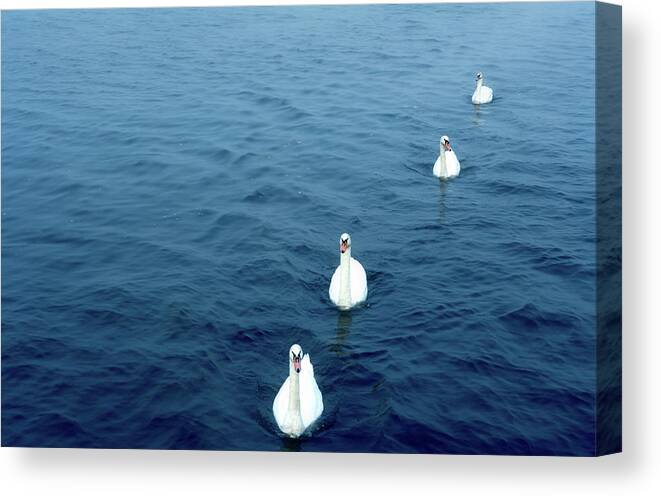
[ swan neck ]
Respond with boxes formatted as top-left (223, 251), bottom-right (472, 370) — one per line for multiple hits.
top-left (287, 363), bottom-right (301, 415)
top-left (439, 146), bottom-right (448, 176)
top-left (476, 79), bottom-right (483, 91)
top-left (338, 249), bottom-right (352, 308)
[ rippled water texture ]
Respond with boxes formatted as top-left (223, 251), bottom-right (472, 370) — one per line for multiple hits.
top-left (2, 3), bottom-right (598, 454)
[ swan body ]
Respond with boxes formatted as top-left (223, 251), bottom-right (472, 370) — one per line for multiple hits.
top-left (273, 344), bottom-right (323, 438)
top-left (329, 233), bottom-right (368, 309)
top-left (433, 136), bottom-right (461, 179)
top-left (472, 72), bottom-right (493, 104)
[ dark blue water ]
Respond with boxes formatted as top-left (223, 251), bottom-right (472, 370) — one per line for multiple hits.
top-left (2, 3), bottom-right (598, 455)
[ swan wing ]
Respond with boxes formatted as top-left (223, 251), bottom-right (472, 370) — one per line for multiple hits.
top-left (483, 86), bottom-right (493, 102)
top-left (350, 257), bottom-right (368, 304)
top-left (272, 377), bottom-right (290, 430)
top-left (433, 155), bottom-right (443, 177)
top-left (445, 150), bottom-right (461, 177)
top-left (299, 354), bottom-right (323, 429)
top-left (328, 265), bottom-right (341, 305)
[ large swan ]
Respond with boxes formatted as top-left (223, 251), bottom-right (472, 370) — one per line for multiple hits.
top-left (433, 136), bottom-right (461, 179)
top-left (329, 233), bottom-right (368, 309)
top-left (272, 344), bottom-right (324, 438)
top-left (472, 72), bottom-right (493, 104)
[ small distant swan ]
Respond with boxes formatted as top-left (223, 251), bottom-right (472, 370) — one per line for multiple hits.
top-left (329, 233), bottom-right (368, 309)
top-left (472, 72), bottom-right (493, 104)
top-left (433, 136), bottom-right (461, 179)
top-left (272, 344), bottom-right (324, 438)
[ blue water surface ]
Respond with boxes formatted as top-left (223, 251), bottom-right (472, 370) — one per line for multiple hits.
top-left (2, 2), bottom-right (598, 454)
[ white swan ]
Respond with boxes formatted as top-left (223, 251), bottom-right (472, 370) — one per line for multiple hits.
top-left (472, 72), bottom-right (493, 104)
top-left (433, 136), bottom-right (461, 179)
top-left (273, 344), bottom-right (324, 438)
top-left (329, 233), bottom-right (368, 309)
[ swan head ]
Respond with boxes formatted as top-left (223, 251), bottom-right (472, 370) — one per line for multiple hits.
top-left (440, 135), bottom-right (452, 152)
top-left (289, 344), bottom-right (303, 373)
top-left (476, 72), bottom-right (484, 81)
top-left (340, 232), bottom-right (351, 254)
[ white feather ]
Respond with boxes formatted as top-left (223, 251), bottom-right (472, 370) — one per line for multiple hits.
top-left (273, 353), bottom-right (323, 437)
top-left (433, 150), bottom-right (461, 179)
top-left (329, 257), bottom-right (368, 308)
top-left (472, 83), bottom-right (493, 104)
